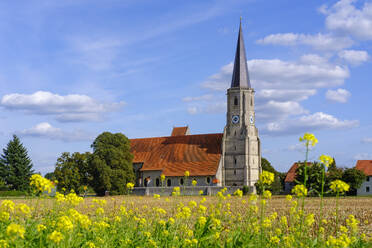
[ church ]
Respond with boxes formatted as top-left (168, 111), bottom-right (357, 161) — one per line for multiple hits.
top-left (130, 22), bottom-right (261, 190)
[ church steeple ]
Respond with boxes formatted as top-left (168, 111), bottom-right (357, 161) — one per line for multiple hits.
top-left (231, 19), bottom-right (251, 88)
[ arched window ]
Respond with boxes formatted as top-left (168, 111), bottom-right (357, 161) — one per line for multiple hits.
top-left (234, 169), bottom-right (236, 175)
top-left (250, 97), bottom-right (253, 106)
top-left (234, 97), bottom-right (238, 106)
top-left (179, 178), bottom-right (184, 185)
top-left (234, 157), bottom-right (237, 165)
top-left (206, 177), bottom-right (211, 184)
top-left (167, 179), bottom-right (171, 187)
top-left (156, 178), bottom-right (160, 187)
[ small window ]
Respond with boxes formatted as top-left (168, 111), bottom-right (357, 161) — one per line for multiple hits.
top-left (156, 178), bottom-right (160, 187)
top-left (367, 176), bottom-right (370, 182)
top-left (250, 98), bottom-right (253, 106)
top-left (367, 186), bottom-right (370, 192)
top-left (179, 178), bottom-right (184, 185)
top-left (234, 158), bottom-right (237, 165)
top-left (234, 169), bottom-right (236, 175)
top-left (206, 177), bottom-right (211, 184)
top-left (234, 97), bottom-right (238, 106)
top-left (167, 179), bottom-right (171, 187)
top-left (234, 145), bottom-right (236, 151)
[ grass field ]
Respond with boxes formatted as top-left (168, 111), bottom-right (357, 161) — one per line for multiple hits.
top-left (1, 193), bottom-right (372, 247)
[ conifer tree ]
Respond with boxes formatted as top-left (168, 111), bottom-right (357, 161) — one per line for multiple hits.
top-left (0, 135), bottom-right (34, 191)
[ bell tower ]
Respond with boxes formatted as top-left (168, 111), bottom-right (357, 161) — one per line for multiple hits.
top-left (222, 20), bottom-right (261, 188)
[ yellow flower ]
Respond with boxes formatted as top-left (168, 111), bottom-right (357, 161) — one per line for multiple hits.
top-left (153, 194), bottom-right (160, 199)
top-left (259, 170), bottom-right (275, 185)
top-left (56, 216), bottom-right (74, 232)
top-left (330, 180), bottom-right (350, 193)
top-left (286, 194), bottom-right (292, 202)
top-left (233, 189), bottom-right (243, 197)
top-left (299, 132), bottom-right (318, 147)
top-left (197, 216), bottom-right (207, 226)
top-left (6, 223), bottom-right (25, 239)
top-left (305, 214), bottom-right (315, 227)
top-left (1, 200), bottom-right (15, 212)
top-left (168, 217), bottom-right (175, 224)
top-left (37, 224), bottom-right (47, 232)
top-left (15, 203), bottom-right (31, 216)
top-left (319, 155), bottom-right (333, 167)
top-left (192, 179), bottom-right (197, 186)
top-left (263, 190), bottom-right (272, 199)
top-left (29, 174), bottom-right (55, 193)
top-left (96, 207), bottom-right (104, 215)
top-left (188, 200), bottom-right (197, 208)
top-left (184, 171), bottom-right (190, 177)
top-left (160, 174), bottom-right (165, 181)
top-left (0, 240), bottom-right (8, 248)
top-left (65, 192), bottom-right (83, 206)
top-left (126, 182), bottom-right (134, 190)
top-left (85, 241), bottom-right (96, 248)
top-left (199, 190), bottom-right (204, 195)
top-left (0, 211), bottom-right (10, 222)
top-left (292, 184), bottom-right (308, 197)
top-left (48, 230), bottom-right (64, 243)
top-left (270, 236), bottom-right (280, 245)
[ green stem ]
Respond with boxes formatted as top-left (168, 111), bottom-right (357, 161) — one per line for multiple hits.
top-left (335, 192), bottom-right (339, 236)
top-left (318, 165), bottom-right (325, 238)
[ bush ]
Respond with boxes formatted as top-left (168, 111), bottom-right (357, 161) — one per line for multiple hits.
top-left (242, 185), bottom-right (250, 195)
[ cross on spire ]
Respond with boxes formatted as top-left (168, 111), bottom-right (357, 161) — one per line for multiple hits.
top-left (231, 19), bottom-right (251, 88)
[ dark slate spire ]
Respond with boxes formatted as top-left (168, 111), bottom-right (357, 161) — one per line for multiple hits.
top-left (231, 19), bottom-right (251, 88)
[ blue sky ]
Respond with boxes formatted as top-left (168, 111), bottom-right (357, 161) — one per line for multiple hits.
top-left (0, 0), bottom-right (371, 174)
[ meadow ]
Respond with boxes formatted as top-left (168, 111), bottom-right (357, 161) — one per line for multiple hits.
top-left (1, 192), bottom-right (372, 248)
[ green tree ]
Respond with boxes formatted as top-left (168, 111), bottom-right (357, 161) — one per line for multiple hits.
top-left (44, 172), bottom-right (56, 181)
top-left (54, 152), bottom-right (91, 194)
top-left (0, 135), bottom-right (34, 191)
top-left (342, 168), bottom-right (366, 196)
top-left (295, 162), bottom-right (323, 195)
top-left (88, 132), bottom-right (134, 196)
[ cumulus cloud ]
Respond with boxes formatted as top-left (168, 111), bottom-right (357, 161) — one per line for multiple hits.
top-left (257, 33), bottom-right (353, 51)
top-left (202, 57), bottom-right (349, 91)
top-left (263, 112), bottom-right (359, 135)
top-left (18, 122), bottom-right (94, 142)
top-left (0, 91), bottom-right (124, 122)
top-left (256, 89), bottom-right (317, 102)
top-left (324, 0), bottom-right (372, 40)
top-left (326, 88), bottom-right (351, 103)
top-left (256, 101), bottom-right (307, 122)
top-left (362, 137), bottom-right (372, 143)
top-left (338, 50), bottom-right (369, 66)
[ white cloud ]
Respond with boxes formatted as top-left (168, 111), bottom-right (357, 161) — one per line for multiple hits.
top-left (187, 106), bottom-right (198, 115)
top-left (263, 112), bottom-right (359, 135)
top-left (256, 89), bottom-right (317, 102)
top-left (362, 137), bottom-right (372, 143)
top-left (18, 122), bottom-right (93, 142)
top-left (257, 33), bottom-right (353, 51)
top-left (324, 0), bottom-right (372, 40)
top-left (326, 88), bottom-right (351, 103)
top-left (256, 101), bottom-right (307, 122)
top-left (182, 94), bottom-right (213, 102)
top-left (338, 50), bottom-right (369, 65)
top-left (202, 57), bottom-right (349, 91)
top-left (0, 91), bottom-right (124, 122)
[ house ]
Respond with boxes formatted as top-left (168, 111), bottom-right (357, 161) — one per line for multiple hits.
top-left (129, 21), bottom-right (262, 189)
top-left (284, 162), bottom-right (313, 193)
top-left (356, 160), bottom-right (372, 196)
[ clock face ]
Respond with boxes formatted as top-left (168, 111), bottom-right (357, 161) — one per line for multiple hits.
top-left (250, 115), bottom-right (254, 124)
top-left (232, 115), bottom-right (240, 124)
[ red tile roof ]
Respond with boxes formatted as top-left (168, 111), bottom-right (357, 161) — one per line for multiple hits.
top-left (171, 126), bottom-right (189, 136)
top-left (285, 162), bottom-right (313, 183)
top-left (130, 133), bottom-right (223, 177)
top-left (356, 160), bottom-right (372, 176)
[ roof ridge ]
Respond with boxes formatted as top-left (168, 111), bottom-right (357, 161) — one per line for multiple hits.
top-left (130, 133), bottom-right (223, 141)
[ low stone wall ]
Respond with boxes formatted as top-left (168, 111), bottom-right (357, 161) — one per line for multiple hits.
top-left (131, 186), bottom-right (255, 196)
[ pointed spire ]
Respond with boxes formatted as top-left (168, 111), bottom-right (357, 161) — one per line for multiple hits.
top-left (231, 18), bottom-right (251, 88)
